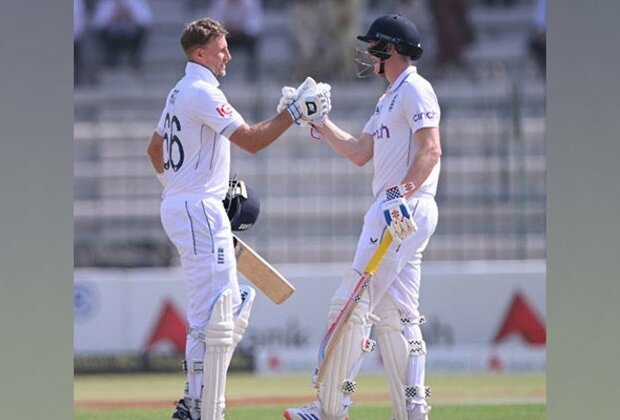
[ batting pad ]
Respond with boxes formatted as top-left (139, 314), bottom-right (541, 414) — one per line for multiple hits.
top-left (201, 289), bottom-right (235, 420)
top-left (227, 285), bottom-right (255, 366)
top-left (318, 272), bottom-right (375, 419)
top-left (374, 295), bottom-right (430, 420)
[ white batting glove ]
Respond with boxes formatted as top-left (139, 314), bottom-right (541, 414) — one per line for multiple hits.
top-left (381, 182), bottom-right (417, 243)
top-left (286, 82), bottom-right (331, 125)
top-left (277, 76), bottom-right (316, 115)
top-left (280, 77), bottom-right (331, 130)
top-left (276, 86), bottom-right (297, 114)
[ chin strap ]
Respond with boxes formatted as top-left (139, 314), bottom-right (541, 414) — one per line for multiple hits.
top-left (378, 60), bottom-right (386, 76)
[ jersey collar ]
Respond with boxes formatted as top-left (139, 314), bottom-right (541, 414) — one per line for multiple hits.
top-left (185, 61), bottom-right (220, 87)
top-left (388, 66), bottom-right (417, 93)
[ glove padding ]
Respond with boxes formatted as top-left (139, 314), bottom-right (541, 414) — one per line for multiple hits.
top-left (276, 76), bottom-right (315, 115)
top-left (381, 183), bottom-right (418, 243)
top-left (279, 77), bottom-right (331, 127)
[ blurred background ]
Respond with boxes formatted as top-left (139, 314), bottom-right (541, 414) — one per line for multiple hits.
top-left (73, 0), bottom-right (546, 381)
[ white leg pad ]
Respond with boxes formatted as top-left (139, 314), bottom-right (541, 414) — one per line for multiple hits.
top-left (227, 285), bottom-right (255, 366)
top-left (318, 271), bottom-right (376, 419)
top-left (375, 295), bottom-right (430, 420)
top-left (201, 289), bottom-right (235, 420)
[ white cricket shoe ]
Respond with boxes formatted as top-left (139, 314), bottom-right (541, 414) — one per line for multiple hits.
top-left (283, 400), bottom-right (349, 420)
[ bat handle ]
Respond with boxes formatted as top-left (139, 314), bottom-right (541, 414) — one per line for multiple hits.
top-left (365, 232), bottom-right (392, 275)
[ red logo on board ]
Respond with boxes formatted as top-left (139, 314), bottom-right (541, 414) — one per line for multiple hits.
top-left (493, 291), bottom-right (546, 345)
top-left (144, 299), bottom-right (187, 353)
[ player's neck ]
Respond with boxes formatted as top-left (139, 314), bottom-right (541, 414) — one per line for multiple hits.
top-left (188, 59), bottom-right (217, 77)
top-left (385, 61), bottom-right (410, 84)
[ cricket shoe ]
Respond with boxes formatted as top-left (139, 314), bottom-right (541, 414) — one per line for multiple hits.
top-left (284, 400), bottom-right (348, 420)
top-left (171, 399), bottom-right (197, 420)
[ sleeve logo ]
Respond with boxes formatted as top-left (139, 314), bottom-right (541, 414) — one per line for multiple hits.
top-left (413, 111), bottom-right (437, 122)
top-left (216, 103), bottom-right (233, 117)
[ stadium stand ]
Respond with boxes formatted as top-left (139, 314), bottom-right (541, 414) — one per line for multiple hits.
top-left (74, 0), bottom-right (545, 266)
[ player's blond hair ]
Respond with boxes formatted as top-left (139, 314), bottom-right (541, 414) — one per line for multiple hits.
top-left (180, 18), bottom-right (229, 55)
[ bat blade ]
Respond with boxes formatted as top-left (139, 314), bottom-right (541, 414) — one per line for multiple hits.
top-left (233, 234), bottom-right (295, 304)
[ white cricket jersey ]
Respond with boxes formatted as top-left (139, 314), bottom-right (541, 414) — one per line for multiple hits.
top-left (155, 62), bottom-right (245, 200)
top-left (363, 66), bottom-right (441, 198)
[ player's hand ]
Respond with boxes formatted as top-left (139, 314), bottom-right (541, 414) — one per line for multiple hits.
top-left (287, 82), bottom-right (331, 125)
top-left (381, 183), bottom-right (417, 242)
top-left (276, 77), bottom-right (316, 115)
top-left (276, 86), bottom-right (296, 114)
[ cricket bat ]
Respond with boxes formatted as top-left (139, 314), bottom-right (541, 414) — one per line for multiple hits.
top-left (232, 233), bottom-right (295, 304)
top-left (316, 232), bottom-right (393, 384)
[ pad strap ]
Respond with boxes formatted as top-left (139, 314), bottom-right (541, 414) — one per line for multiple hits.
top-left (408, 340), bottom-right (426, 357)
top-left (405, 385), bottom-right (432, 401)
top-left (342, 380), bottom-right (357, 394)
top-left (181, 360), bottom-right (204, 374)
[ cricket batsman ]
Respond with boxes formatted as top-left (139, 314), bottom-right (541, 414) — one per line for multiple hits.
top-left (282, 14), bottom-right (442, 420)
top-left (146, 18), bottom-right (331, 420)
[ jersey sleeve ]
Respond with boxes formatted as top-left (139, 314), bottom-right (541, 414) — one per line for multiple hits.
top-left (155, 107), bottom-right (167, 136)
top-left (362, 113), bottom-right (376, 135)
top-left (188, 85), bottom-right (245, 138)
top-left (401, 83), bottom-right (440, 133)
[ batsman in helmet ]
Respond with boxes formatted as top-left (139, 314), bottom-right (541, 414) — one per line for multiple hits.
top-left (283, 14), bottom-right (442, 420)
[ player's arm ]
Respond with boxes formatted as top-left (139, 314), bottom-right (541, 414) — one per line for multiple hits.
top-left (314, 117), bottom-right (374, 167)
top-left (401, 127), bottom-right (441, 197)
top-left (146, 131), bottom-right (165, 173)
top-left (229, 111), bottom-right (294, 154)
top-left (230, 82), bottom-right (331, 154)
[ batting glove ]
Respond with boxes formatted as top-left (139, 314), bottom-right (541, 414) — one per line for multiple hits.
top-left (281, 77), bottom-right (331, 128)
top-left (276, 76), bottom-right (316, 114)
top-left (276, 86), bottom-right (297, 114)
top-left (381, 182), bottom-right (417, 242)
top-left (287, 83), bottom-right (331, 125)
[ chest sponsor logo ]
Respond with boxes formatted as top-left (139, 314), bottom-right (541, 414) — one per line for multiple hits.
top-left (216, 103), bottom-right (233, 117)
top-left (413, 111), bottom-right (437, 122)
top-left (374, 124), bottom-right (390, 140)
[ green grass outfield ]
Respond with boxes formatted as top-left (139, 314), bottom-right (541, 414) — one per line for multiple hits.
top-left (75, 372), bottom-right (546, 419)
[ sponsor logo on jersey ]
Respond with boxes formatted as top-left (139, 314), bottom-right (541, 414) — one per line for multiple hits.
top-left (413, 111), bottom-right (437, 122)
top-left (374, 124), bottom-right (390, 140)
top-left (216, 103), bottom-right (233, 117)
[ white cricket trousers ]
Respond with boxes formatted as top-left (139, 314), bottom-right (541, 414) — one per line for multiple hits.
top-left (160, 194), bottom-right (241, 328)
top-left (160, 194), bottom-right (242, 404)
top-left (348, 195), bottom-right (438, 318)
